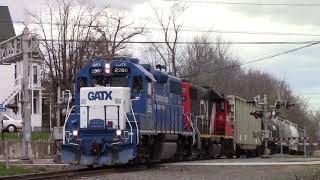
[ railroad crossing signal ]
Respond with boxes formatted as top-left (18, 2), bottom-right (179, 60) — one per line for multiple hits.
top-left (250, 110), bottom-right (263, 119)
top-left (274, 100), bottom-right (295, 109)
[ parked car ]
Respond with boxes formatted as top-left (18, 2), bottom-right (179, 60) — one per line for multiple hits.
top-left (1, 114), bottom-right (22, 132)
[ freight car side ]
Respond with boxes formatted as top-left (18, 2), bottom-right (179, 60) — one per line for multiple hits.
top-left (227, 95), bottom-right (262, 156)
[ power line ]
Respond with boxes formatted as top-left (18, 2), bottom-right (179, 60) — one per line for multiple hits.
top-left (146, 27), bottom-right (320, 37)
top-left (6, 20), bottom-right (320, 37)
top-left (182, 41), bottom-right (320, 77)
top-left (166, 0), bottom-right (320, 6)
top-left (36, 39), bottom-right (320, 45)
top-left (241, 41), bottom-right (320, 65)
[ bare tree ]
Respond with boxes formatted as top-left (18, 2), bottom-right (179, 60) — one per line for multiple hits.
top-left (29, 0), bottom-right (144, 92)
top-left (94, 8), bottom-right (144, 60)
top-left (180, 34), bottom-right (241, 91)
top-left (28, 0), bottom-right (106, 127)
top-left (28, 0), bottom-right (102, 92)
top-left (151, 2), bottom-right (186, 76)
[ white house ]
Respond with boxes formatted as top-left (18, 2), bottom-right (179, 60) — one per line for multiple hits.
top-left (0, 6), bottom-right (43, 131)
top-left (0, 60), bottom-right (43, 131)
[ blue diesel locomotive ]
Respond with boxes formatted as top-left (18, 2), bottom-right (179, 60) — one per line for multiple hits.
top-left (62, 57), bottom-right (194, 166)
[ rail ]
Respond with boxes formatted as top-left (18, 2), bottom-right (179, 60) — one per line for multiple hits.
top-left (0, 164), bottom-right (155, 180)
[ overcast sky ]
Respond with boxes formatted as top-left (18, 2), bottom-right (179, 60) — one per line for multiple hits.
top-left (1, 0), bottom-right (320, 110)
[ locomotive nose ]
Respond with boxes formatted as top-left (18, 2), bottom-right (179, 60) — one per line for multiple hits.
top-left (90, 141), bottom-right (102, 155)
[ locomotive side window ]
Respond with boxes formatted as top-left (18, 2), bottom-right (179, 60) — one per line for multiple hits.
top-left (111, 76), bottom-right (129, 87)
top-left (216, 101), bottom-right (225, 112)
top-left (200, 100), bottom-right (207, 115)
top-left (170, 81), bottom-right (181, 95)
top-left (77, 77), bottom-right (87, 93)
top-left (147, 82), bottom-right (152, 96)
top-left (190, 87), bottom-right (198, 100)
top-left (132, 75), bottom-right (143, 93)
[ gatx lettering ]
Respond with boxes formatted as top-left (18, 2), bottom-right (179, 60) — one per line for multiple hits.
top-left (88, 91), bottom-right (113, 101)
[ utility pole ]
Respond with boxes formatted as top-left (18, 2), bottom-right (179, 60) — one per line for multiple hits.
top-left (21, 27), bottom-right (32, 160)
top-left (0, 112), bottom-right (3, 141)
top-left (56, 87), bottom-right (61, 127)
top-left (262, 94), bottom-right (270, 157)
top-left (304, 125), bottom-right (307, 158)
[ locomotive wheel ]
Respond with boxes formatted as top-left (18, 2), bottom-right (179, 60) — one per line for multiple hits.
top-left (209, 143), bottom-right (222, 159)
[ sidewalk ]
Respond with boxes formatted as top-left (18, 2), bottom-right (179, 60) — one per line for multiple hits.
top-left (0, 158), bottom-right (67, 166)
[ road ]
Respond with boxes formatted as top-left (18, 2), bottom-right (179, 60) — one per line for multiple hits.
top-left (167, 157), bottom-right (320, 166)
top-left (87, 158), bottom-right (320, 180)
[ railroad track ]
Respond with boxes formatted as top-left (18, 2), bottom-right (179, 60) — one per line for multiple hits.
top-left (0, 155), bottom-right (267, 180)
top-left (0, 164), bottom-right (151, 180)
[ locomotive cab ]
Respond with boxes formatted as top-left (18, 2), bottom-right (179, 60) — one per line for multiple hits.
top-left (214, 99), bottom-right (233, 137)
top-left (61, 58), bottom-right (153, 166)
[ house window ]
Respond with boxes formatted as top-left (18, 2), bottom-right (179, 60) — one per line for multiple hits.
top-left (33, 97), bottom-right (37, 114)
top-left (14, 64), bottom-right (17, 79)
top-left (33, 66), bottom-right (38, 84)
top-left (33, 90), bottom-right (39, 114)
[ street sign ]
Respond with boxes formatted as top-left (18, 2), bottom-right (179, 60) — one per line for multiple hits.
top-left (0, 104), bottom-right (6, 112)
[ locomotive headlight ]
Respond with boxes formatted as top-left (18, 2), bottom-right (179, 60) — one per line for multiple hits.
top-left (105, 63), bottom-right (110, 74)
top-left (72, 130), bottom-right (78, 137)
top-left (116, 129), bottom-right (121, 136)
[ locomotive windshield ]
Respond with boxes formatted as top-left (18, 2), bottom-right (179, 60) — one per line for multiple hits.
top-left (91, 75), bottom-right (128, 87)
top-left (92, 75), bottom-right (107, 86)
top-left (110, 76), bottom-right (129, 87)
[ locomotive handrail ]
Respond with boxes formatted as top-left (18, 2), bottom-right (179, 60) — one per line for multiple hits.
top-left (184, 114), bottom-right (196, 145)
top-left (63, 105), bottom-right (76, 144)
top-left (124, 112), bottom-right (133, 143)
top-left (190, 114), bottom-right (203, 149)
top-left (130, 99), bottom-right (139, 145)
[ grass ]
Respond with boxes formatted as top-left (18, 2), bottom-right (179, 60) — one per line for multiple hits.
top-left (0, 163), bottom-right (32, 176)
top-left (0, 132), bottom-right (51, 141)
top-left (0, 163), bottom-right (47, 176)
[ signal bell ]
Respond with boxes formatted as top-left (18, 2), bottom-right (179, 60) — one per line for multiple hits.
top-left (250, 110), bottom-right (263, 119)
top-left (285, 101), bottom-right (295, 109)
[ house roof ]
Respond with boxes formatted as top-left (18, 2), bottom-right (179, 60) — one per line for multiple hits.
top-left (0, 6), bottom-right (15, 42)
